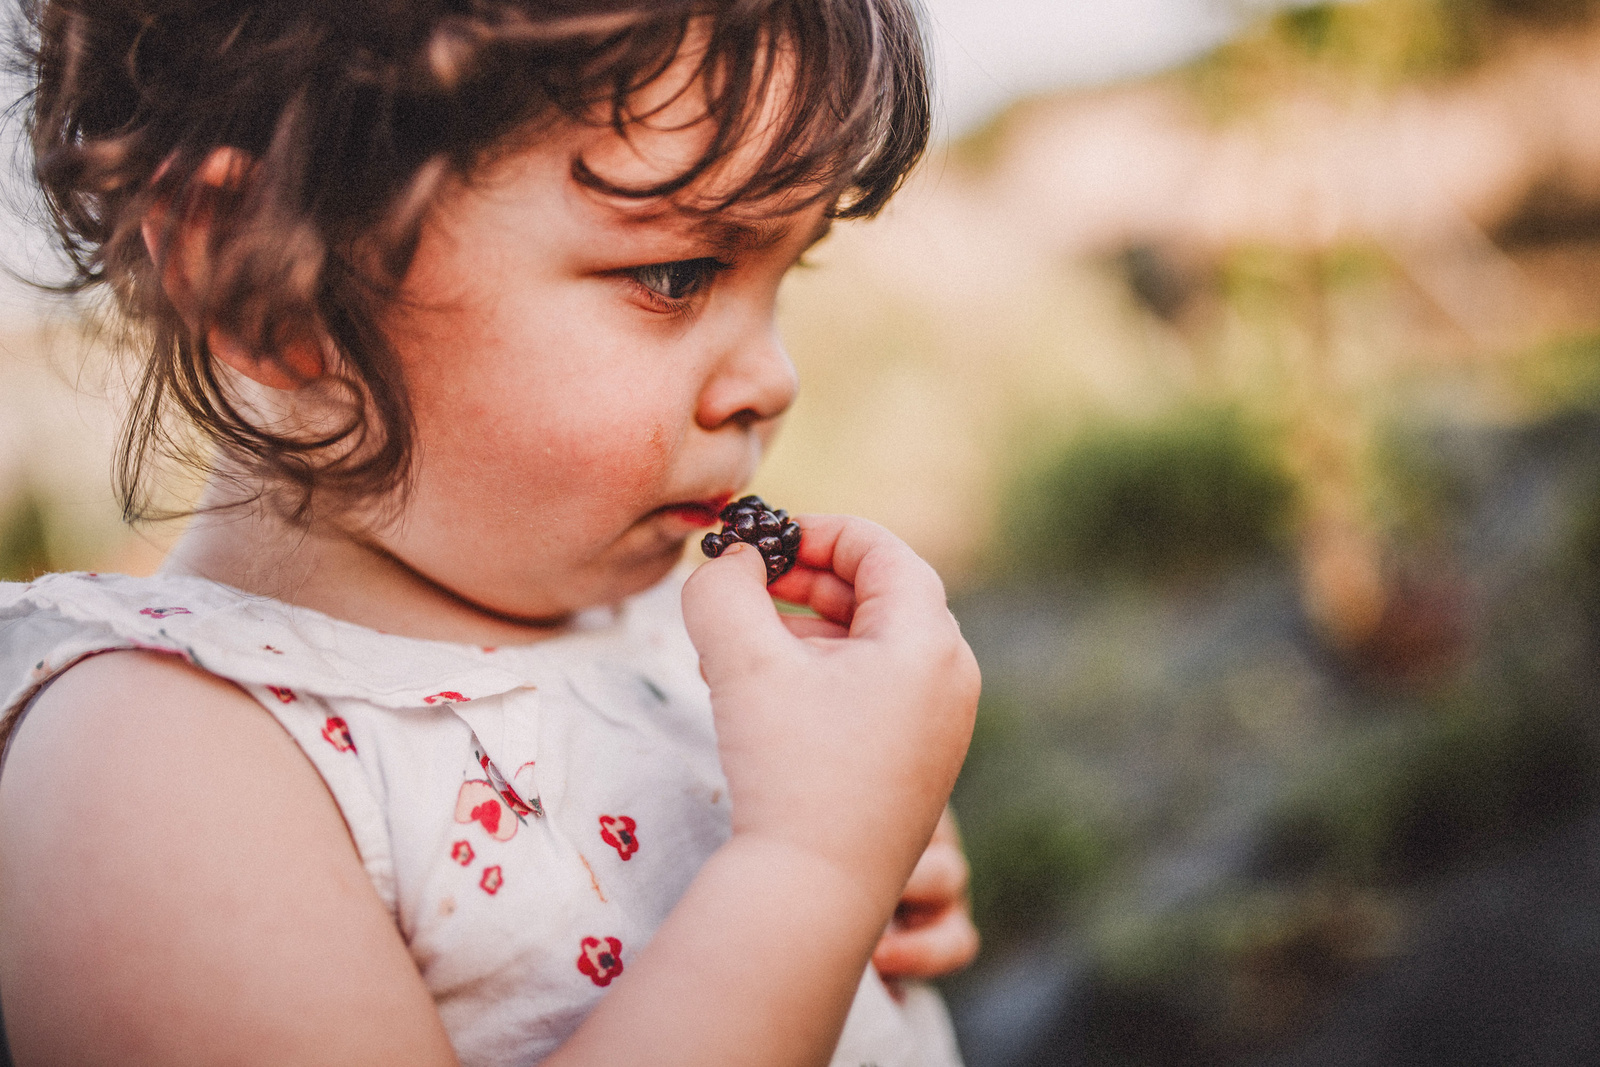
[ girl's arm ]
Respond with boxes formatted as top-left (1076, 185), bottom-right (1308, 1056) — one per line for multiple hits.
top-left (0, 652), bottom-right (460, 1067)
top-left (549, 515), bottom-right (979, 1066)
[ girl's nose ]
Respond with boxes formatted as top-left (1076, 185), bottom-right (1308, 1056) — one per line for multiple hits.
top-left (695, 325), bottom-right (799, 431)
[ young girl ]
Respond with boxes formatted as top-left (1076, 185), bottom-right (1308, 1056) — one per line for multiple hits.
top-left (0, 1), bottom-right (980, 1065)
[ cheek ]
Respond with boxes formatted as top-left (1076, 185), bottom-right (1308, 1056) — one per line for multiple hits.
top-left (546, 416), bottom-right (675, 503)
top-left (392, 285), bottom-right (692, 528)
top-left (416, 388), bottom-right (679, 515)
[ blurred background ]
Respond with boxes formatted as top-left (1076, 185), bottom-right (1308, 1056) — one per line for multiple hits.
top-left (8, 0), bottom-right (1600, 1063)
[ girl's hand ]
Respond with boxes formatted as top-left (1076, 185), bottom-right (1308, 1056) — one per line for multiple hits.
top-left (873, 807), bottom-right (980, 980)
top-left (681, 514), bottom-right (979, 910)
top-left (520, 517), bottom-right (982, 1067)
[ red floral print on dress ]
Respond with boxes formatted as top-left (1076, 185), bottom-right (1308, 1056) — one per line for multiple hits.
top-left (321, 716), bottom-right (356, 753)
top-left (454, 780), bottom-right (517, 841)
top-left (577, 936), bottom-right (624, 987)
top-left (139, 606), bottom-right (191, 618)
top-left (599, 815), bottom-right (639, 861)
top-left (479, 866), bottom-right (504, 895)
top-left (422, 691), bottom-right (468, 705)
top-left (451, 840), bottom-right (474, 866)
top-left (267, 686), bottom-right (297, 704)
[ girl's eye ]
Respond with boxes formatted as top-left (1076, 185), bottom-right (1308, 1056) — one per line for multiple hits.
top-left (626, 258), bottom-right (728, 305)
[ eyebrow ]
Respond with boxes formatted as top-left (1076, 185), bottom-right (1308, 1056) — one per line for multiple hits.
top-left (689, 214), bottom-right (834, 255)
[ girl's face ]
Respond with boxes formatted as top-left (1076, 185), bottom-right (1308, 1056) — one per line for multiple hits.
top-left (363, 115), bottom-right (827, 623)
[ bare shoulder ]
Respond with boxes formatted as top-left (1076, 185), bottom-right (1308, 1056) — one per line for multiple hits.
top-left (0, 651), bottom-right (458, 1067)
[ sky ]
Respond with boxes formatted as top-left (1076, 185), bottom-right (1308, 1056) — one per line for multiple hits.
top-left (921, 0), bottom-right (1278, 136)
top-left (0, 0), bottom-right (1302, 324)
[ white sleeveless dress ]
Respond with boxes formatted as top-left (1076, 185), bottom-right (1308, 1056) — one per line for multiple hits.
top-left (0, 570), bottom-right (963, 1067)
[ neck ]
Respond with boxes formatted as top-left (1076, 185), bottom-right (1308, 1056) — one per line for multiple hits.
top-left (159, 479), bottom-right (574, 646)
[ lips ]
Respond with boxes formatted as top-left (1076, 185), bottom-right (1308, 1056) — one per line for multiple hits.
top-left (654, 495), bottom-right (731, 528)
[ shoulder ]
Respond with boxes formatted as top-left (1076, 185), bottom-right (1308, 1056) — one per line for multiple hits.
top-left (0, 650), bottom-right (457, 1066)
top-left (10, 646), bottom-right (307, 789)
top-left (3, 570), bottom-right (541, 712)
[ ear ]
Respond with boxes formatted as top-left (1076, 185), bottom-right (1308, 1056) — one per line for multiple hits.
top-left (141, 148), bottom-right (326, 391)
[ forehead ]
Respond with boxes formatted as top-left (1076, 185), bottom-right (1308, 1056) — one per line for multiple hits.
top-left (497, 21), bottom-right (827, 202)
top-left (458, 78), bottom-right (833, 251)
top-left (577, 31), bottom-right (817, 203)
top-left (430, 122), bottom-right (832, 271)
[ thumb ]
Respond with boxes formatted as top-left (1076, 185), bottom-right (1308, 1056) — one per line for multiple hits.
top-left (681, 543), bottom-right (789, 677)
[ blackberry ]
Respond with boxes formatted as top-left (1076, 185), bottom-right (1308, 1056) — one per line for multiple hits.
top-left (700, 495), bottom-right (802, 582)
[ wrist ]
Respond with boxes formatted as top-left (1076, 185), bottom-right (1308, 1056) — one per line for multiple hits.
top-left (718, 827), bottom-right (913, 932)
top-left (725, 780), bottom-right (950, 901)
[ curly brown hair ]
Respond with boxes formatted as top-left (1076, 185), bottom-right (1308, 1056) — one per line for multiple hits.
top-left (19, 0), bottom-right (930, 521)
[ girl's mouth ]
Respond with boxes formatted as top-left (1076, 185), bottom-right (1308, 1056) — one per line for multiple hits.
top-left (654, 496), bottom-right (731, 527)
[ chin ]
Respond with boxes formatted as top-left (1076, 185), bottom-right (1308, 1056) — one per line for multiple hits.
top-left (607, 541), bottom-right (689, 599)
top-left (505, 541), bottom-right (687, 621)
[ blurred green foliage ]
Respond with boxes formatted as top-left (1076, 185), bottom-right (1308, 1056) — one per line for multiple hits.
top-left (1071, 670), bottom-right (1600, 1059)
top-left (1004, 408), bottom-right (1298, 582)
top-left (1513, 330), bottom-right (1600, 413)
top-left (950, 399), bottom-right (1600, 1059)
top-left (1364, 425), bottom-right (1477, 545)
top-left (1218, 242), bottom-right (1390, 308)
top-left (1260, 692), bottom-right (1598, 885)
top-left (0, 487), bottom-right (56, 582)
top-left (965, 802), bottom-right (1116, 944)
top-left (1559, 449), bottom-right (1600, 632)
top-left (953, 691), bottom-right (1125, 947)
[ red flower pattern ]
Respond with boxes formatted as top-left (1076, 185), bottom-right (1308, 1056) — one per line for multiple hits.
top-left (471, 801), bottom-right (501, 835)
top-left (451, 840), bottom-right (474, 866)
top-left (454, 780), bottom-right (517, 841)
top-left (423, 691), bottom-right (468, 705)
top-left (577, 936), bottom-right (624, 987)
top-left (320, 716), bottom-right (356, 752)
top-left (139, 606), bottom-right (191, 618)
top-left (599, 815), bottom-right (639, 860)
top-left (267, 686), bottom-right (297, 704)
top-left (479, 865), bottom-right (504, 895)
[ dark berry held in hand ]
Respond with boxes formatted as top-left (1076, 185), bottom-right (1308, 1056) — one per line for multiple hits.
top-left (700, 495), bottom-right (801, 583)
